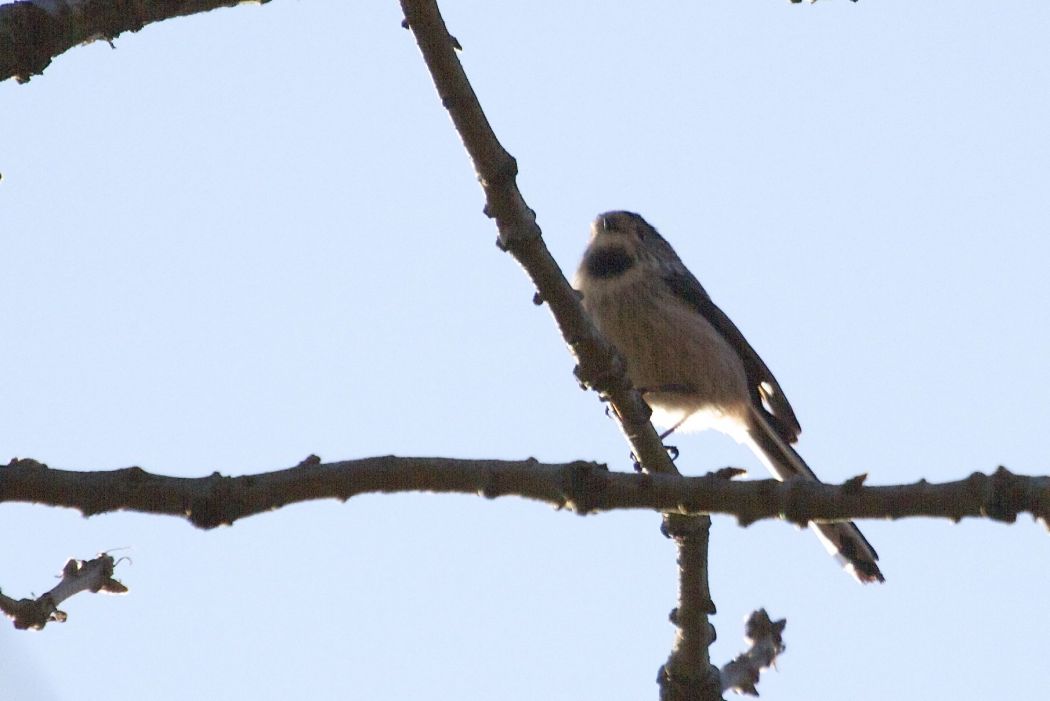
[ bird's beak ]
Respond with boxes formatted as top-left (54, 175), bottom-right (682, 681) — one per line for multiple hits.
top-left (590, 215), bottom-right (608, 238)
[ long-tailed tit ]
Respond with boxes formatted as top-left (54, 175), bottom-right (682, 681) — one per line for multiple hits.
top-left (574, 210), bottom-right (883, 583)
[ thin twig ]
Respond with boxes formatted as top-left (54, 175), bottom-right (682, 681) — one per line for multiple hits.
top-left (720, 610), bottom-right (786, 695)
top-left (398, 0), bottom-right (677, 480)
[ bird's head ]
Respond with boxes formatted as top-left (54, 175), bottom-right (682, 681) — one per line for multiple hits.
top-left (579, 211), bottom-right (681, 282)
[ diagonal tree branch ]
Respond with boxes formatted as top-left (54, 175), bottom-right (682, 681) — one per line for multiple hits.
top-left (5, 457), bottom-right (1047, 531)
top-left (398, 0), bottom-right (676, 481)
top-left (396, 6), bottom-right (723, 692)
top-left (0, 0), bottom-right (267, 83)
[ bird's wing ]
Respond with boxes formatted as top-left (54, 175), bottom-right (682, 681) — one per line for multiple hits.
top-left (661, 269), bottom-right (802, 443)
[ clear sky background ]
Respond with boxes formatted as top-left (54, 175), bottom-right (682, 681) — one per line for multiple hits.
top-left (2, 1), bottom-right (1049, 699)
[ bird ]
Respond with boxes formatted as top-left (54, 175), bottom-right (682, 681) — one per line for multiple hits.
top-left (573, 210), bottom-right (883, 583)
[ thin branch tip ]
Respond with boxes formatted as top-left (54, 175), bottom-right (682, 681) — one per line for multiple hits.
top-left (719, 609), bottom-right (786, 695)
top-left (842, 473), bottom-right (868, 492)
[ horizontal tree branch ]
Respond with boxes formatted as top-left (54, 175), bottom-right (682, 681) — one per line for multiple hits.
top-left (0, 0), bottom-right (267, 83)
top-left (4, 456), bottom-right (1048, 529)
top-left (0, 554), bottom-right (127, 630)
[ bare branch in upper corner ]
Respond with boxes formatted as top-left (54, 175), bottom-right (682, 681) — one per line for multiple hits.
top-left (0, 554), bottom-right (127, 630)
top-left (0, 0), bottom-right (268, 83)
top-left (720, 610), bottom-right (787, 695)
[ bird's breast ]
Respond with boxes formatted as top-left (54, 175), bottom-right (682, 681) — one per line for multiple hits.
top-left (578, 275), bottom-right (751, 432)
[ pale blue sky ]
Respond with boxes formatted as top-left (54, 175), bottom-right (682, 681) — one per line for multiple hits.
top-left (2, 2), bottom-right (1049, 699)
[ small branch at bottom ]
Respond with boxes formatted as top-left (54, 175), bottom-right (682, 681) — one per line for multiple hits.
top-left (720, 610), bottom-right (787, 695)
top-left (0, 554), bottom-right (128, 630)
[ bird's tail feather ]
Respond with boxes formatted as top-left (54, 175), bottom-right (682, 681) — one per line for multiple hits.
top-left (743, 409), bottom-right (884, 584)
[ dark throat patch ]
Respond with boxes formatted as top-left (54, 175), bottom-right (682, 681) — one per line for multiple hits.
top-left (585, 245), bottom-right (635, 278)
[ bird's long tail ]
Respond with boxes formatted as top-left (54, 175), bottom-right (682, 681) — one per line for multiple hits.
top-left (743, 408), bottom-right (884, 584)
